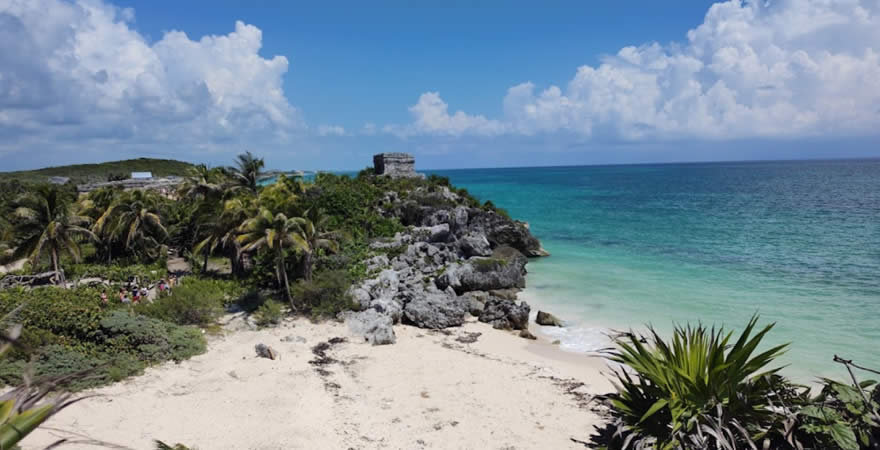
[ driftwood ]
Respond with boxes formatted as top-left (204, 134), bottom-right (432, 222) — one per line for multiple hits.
top-left (0, 270), bottom-right (63, 289)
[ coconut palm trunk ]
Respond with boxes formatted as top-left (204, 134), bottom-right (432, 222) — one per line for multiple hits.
top-left (302, 251), bottom-right (313, 281)
top-left (277, 247), bottom-right (293, 308)
top-left (51, 248), bottom-right (62, 285)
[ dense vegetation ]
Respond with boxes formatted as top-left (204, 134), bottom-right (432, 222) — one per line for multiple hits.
top-left (0, 158), bottom-right (195, 184)
top-left (598, 316), bottom-right (880, 450)
top-left (0, 151), bottom-right (489, 394)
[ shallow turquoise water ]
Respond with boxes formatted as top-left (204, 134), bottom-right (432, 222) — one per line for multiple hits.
top-left (431, 160), bottom-right (880, 381)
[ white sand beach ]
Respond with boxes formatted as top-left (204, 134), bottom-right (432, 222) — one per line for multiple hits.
top-left (24, 317), bottom-right (613, 450)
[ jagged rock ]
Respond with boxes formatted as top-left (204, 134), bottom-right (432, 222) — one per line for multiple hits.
top-left (401, 287), bottom-right (468, 329)
top-left (536, 311), bottom-right (564, 327)
top-left (369, 232), bottom-right (413, 250)
top-left (436, 186), bottom-right (460, 202)
top-left (255, 344), bottom-right (279, 360)
top-left (365, 254), bottom-right (390, 272)
top-left (462, 291), bottom-right (490, 316)
top-left (491, 245), bottom-right (528, 267)
top-left (478, 299), bottom-right (531, 330)
top-left (424, 209), bottom-right (451, 227)
top-left (370, 297), bottom-right (403, 324)
top-left (519, 329), bottom-right (537, 340)
top-left (347, 309), bottom-right (396, 345)
top-left (411, 224), bottom-right (450, 243)
top-left (349, 287), bottom-right (372, 309)
top-left (467, 210), bottom-right (549, 257)
top-left (457, 233), bottom-right (492, 258)
top-left (489, 288), bottom-right (520, 300)
top-left (435, 256), bottom-right (525, 294)
top-left (451, 206), bottom-right (469, 231)
top-left (363, 269), bottom-right (399, 300)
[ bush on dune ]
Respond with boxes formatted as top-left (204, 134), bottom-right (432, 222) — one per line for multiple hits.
top-left (0, 286), bottom-right (207, 391)
top-left (291, 269), bottom-right (357, 318)
top-left (137, 277), bottom-right (243, 326)
top-left (253, 299), bottom-right (285, 328)
top-left (0, 287), bottom-right (105, 343)
top-left (99, 311), bottom-right (205, 363)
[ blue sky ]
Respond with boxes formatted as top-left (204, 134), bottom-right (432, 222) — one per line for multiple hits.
top-left (112, 1), bottom-right (715, 128)
top-left (1, 0), bottom-right (879, 170)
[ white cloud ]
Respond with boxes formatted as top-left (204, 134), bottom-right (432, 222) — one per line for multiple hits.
top-left (316, 124), bottom-right (346, 136)
top-left (386, 92), bottom-right (507, 138)
top-left (0, 0), bottom-right (302, 159)
top-left (391, 0), bottom-right (880, 140)
top-left (360, 122), bottom-right (378, 136)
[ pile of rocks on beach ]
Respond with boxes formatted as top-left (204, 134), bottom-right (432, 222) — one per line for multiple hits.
top-left (343, 183), bottom-right (551, 345)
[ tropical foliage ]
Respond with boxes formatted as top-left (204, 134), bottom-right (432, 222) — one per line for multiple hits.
top-left (228, 150), bottom-right (265, 194)
top-left (600, 316), bottom-right (880, 450)
top-left (94, 190), bottom-right (169, 261)
top-left (0, 314), bottom-right (85, 450)
top-left (12, 185), bottom-right (96, 283)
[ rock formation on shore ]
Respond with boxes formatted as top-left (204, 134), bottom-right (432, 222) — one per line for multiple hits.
top-left (373, 153), bottom-right (426, 179)
top-left (344, 173), bottom-right (549, 344)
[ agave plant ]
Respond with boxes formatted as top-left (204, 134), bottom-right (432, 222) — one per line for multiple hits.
top-left (604, 315), bottom-right (791, 450)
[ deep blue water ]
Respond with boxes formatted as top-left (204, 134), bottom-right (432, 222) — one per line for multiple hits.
top-left (430, 159), bottom-right (880, 381)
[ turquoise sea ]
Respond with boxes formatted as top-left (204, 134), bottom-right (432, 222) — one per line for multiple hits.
top-left (430, 159), bottom-right (880, 381)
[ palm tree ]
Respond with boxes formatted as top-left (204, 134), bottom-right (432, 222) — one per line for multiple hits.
top-left (97, 190), bottom-right (169, 260)
top-left (193, 198), bottom-right (254, 276)
top-left (228, 151), bottom-right (265, 194)
top-left (78, 187), bottom-right (121, 263)
top-left (179, 164), bottom-right (228, 200)
top-left (12, 185), bottom-right (95, 284)
top-left (290, 208), bottom-right (339, 282)
top-left (237, 207), bottom-right (300, 307)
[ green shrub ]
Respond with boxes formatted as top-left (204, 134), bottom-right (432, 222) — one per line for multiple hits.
top-left (98, 311), bottom-right (206, 363)
top-left (603, 315), bottom-right (790, 449)
top-left (315, 242), bottom-right (373, 281)
top-left (0, 287), bottom-right (105, 343)
top-left (137, 277), bottom-right (243, 326)
top-left (254, 300), bottom-right (285, 328)
top-left (235, 290), bottom-right (267, 313)
top-left (291, 270), bottom-right (357, 318)
top-left (0, 345), bottom-right (146, 391)
top-left (799, 377), bottom-right (880, 450)
top-left (482, 200), bottom-right (511, 219)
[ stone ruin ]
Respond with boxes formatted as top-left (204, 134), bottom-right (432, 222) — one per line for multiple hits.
top-left (373, 153), bottom-right (425, 179)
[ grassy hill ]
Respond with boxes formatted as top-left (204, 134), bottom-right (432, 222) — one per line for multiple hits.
top-left (0, 158), bottom-right (195, 184)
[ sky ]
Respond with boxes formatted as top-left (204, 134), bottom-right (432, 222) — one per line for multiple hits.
top-left (1, 0), bottom-right (879, 171)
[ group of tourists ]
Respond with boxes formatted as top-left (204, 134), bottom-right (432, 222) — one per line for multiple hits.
top-left (99, 275), bottom-right (178, 305)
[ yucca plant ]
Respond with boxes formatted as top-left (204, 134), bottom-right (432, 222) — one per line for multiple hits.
top-left (604, 315), bottom-right (791, 450)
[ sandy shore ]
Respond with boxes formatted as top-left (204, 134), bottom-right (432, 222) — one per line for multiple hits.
top-left (24, 315), bottom-right (613, 450)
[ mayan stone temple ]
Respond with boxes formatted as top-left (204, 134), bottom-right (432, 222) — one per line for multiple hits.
top-left (373, 152), bottom-right (426, 179)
